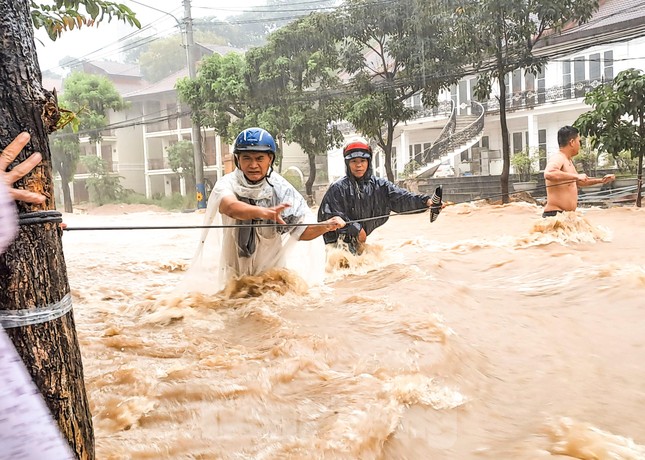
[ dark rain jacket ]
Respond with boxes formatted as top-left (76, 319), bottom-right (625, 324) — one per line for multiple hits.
top-left (318, 162), bottom-right (431, 245)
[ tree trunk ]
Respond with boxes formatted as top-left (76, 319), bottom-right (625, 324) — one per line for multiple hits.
top-left (63, 181), bottom-right (74, 213)
top-left (277, 136), bottom-right (284, 174)
top-left (637, 146), bottom-right (643, 208)
top-left (497, 73), bottom-right (511, 203)
top-left (0, 2), bottom-right (95, 459)
top-left (384, 121), bottom-right (395, 182)
top-left (305, 152), bottom-right (317, 205)
top-left (637, 117), bottom-right (644, 208)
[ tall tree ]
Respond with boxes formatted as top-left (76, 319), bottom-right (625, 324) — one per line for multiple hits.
top-left (166, 140), bottom-right (196, 197)
top-left (335, 0), bottom-right (463, 181)
top-left (51, 130), bottom-right (81, 213)
top-left (59, 71), bottom-right (128, 141)
top-left (176, 52), bottom-right (251, 141)
top-left (575, 68), bottom-right (645, 207)
top-left (51, 72), bottom-right (127, 212)
top-left (50, 71), bottom-right (127, 212)
top-left (246, 12), bottom-right (344, 201)
top-left (454, 0), bottom-right (598, 202)
top-left (124, 31), bottom-right (228, 82)
top-left (0, 2), bottom-right (138, 458)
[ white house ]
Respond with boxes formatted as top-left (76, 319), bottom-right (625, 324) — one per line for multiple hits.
top-left (340, 0), bottom-right (645, 185)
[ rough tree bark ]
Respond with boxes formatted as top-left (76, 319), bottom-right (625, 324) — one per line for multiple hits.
top-left (0, 1), bottom-right (95, 458)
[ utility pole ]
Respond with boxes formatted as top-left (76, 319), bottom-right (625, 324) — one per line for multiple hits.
top-left (183, 0), bottom-right (206, 209)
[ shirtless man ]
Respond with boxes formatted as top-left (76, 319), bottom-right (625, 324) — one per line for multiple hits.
top-left (542, 125), bottom-right (615, 217)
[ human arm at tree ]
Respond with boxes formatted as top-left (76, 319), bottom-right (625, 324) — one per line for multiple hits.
top-left (299, 216), bottom-right (346, 241)
top-left (219, 195), bottom-right (288, 224)
top-left (1, 132), bottom-right (46, 205)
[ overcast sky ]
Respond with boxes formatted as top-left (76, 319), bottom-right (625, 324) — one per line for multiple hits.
top-left (35, 0), bottom-right (266, 75)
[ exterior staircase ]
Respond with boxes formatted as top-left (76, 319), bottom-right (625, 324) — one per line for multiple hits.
top-left (414, 101), bottom-right (485, 178)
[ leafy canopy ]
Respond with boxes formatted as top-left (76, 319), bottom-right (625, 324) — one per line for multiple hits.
top-left (575, 68), bottom-right (645, 206)
top-left (60, 71), bottom-right (128, 141)
top-left (30, 0), bottom-right (140, 41)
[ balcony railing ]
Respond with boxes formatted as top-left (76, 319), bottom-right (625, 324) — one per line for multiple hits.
top-left (74, 157), bottom-right (118, 175)
top-left (410, 99), bottom-right (454, 121)
top-left (483, 78), bottom-right (607, 112)
top-left (148, 158), bottom-right (171, 170)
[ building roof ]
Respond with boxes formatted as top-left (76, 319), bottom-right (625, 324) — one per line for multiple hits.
top-left (123, 67), bottom-right (189, 99)
top-left (196, 43), bottom-right (246, 56)
top-left (83, 60), bottom-right (143, 78)
top-left (535, 0), bottom-right (645, 55)
top-left (122, 44), bottom-right (246, 99)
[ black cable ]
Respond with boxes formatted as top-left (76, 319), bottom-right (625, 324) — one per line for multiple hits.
top-left (18, 211), bottom-right (63, 226)
top-left (59, 177), bottom-right (632, 232)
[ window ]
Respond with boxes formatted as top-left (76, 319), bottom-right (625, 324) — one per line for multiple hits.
top-left (562, 51), bottom-right (615, 99)
top-left (512, 132), bottom-right (524, 153)
top-left (563, 60), bottom-right (572, 99)
top-left (574, 57), bottom-right (586, 97)
top-left (525, 72), bottom-right (536, 106)
top-left (481, 136), bottom-right (489, 149)
top-left (604, 51), bottom-right (614, 80)
top-left (538, 68), bottom-right (546, 104)
top-left (589, 53), bottom-right (601, 80)
top-left (511, 69), bottom-right (522, 106)
top-left (408, 143), bottom-right (428, 165)
top-left (405, 93), bottom-right (422, 109)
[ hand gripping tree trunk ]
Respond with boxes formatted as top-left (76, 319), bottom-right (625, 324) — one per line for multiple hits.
top-left (0, 1), bottom-right (94, 458)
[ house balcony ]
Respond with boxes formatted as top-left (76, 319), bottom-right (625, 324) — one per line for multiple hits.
top-left (483, 78), bottom-right (608, 113)
top-left (147, 158), bottom-right (171, 170)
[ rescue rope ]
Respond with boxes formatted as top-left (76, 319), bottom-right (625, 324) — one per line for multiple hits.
top-left (59, 179), bottom-right (611, 232)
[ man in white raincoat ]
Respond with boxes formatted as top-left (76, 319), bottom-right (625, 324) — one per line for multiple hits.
top-left (189, 127), bottom-right (345, 293)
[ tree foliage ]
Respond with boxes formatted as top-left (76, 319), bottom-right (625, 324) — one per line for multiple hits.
top-left (575, 68), bottom-right (645, 206)
top-left (81, 154), bottom-right (124, 205)
top-left (137, 35), bottom-right (186, 82)
top-left (50, 72), bottom-right (126, 211)
top-left (246, 12), bottom-right (345, 199)
top-left (59, 71), bottom-right (128, 141)
top-left (125, 31), bottom-right (229, 82)
top-left (176, 52), bottom-right (250, 140)
top-left (454, 0), bottom-right (598, 202)
top-left (166, 140), bottom-right (196, 196)
top-left (30, 0), bottom-right (139, 40)
top-left (195, 0), bottom-right (337, 49)
top-left (51, 130), bottom-right (80, 212)
top-left (335, 0), bottom-right (464, 181)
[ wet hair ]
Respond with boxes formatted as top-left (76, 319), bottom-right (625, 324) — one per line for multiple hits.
top-left (558, 126), bottom-right (579, 147)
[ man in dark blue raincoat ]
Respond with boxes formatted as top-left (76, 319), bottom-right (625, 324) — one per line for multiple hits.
top-left (318, 138), bottom-right (435, 253)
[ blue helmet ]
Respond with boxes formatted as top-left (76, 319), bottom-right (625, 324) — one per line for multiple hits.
top-left (233, 127), bottom-right (277, 154)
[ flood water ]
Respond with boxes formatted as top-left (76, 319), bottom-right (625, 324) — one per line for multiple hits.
top-left (61, 202), bottom-right (645, 459)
